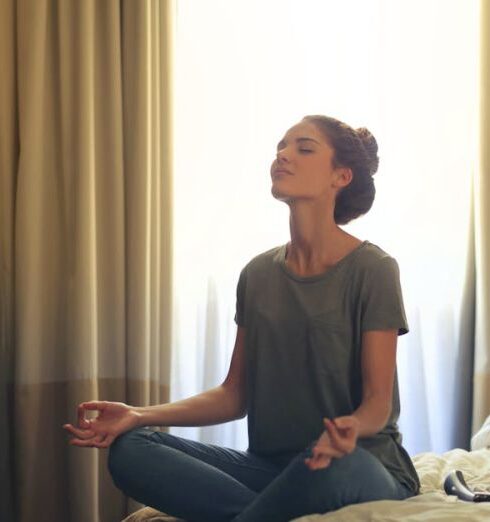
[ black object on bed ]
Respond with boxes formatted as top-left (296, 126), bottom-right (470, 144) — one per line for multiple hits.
top-left (444, 470), bottom-right (490, 502)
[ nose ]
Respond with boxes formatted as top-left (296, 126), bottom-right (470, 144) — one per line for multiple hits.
top-left (276, 147), bottom-right (290, 163)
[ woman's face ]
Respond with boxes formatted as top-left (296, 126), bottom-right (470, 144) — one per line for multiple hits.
top-left (270, 120), bottom-right (347, 203)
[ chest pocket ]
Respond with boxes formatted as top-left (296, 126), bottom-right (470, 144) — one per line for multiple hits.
top-left (306, 313), bottom-right (353, 377)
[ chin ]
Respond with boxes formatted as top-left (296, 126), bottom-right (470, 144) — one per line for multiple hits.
top-left (270, 186), bottom-right (292, 202)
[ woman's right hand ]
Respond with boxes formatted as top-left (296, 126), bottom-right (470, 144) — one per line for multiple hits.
top-left (63, 401), bottom-right (142, 448)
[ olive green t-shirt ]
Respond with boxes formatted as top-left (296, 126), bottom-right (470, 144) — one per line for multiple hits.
top-left (235, 241), bottom-right (420, 494)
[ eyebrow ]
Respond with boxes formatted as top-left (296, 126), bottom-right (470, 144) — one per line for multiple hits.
top-left (277, 137), bottom-right (321, 149)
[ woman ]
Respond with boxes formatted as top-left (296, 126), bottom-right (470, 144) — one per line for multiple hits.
top-left (64, 115), bottom-right (420, 522)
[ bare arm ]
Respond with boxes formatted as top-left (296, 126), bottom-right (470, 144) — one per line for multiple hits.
top-left (352, 329), bottom-right (398, 437)
top-left (64, 326), bottom-right (247, 447)
top-left (306, 329), bottom-right (397, 469)
top-left (134, 326), bottom-right (248, 427)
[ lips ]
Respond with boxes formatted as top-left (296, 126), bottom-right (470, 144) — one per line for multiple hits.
top-left (271, 168), bottom-right (293, 178)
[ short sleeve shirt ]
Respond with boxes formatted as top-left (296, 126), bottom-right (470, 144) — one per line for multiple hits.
top-left (235, 241), bottom-right (420, 494)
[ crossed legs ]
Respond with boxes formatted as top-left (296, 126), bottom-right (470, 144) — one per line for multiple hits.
top-left (108, 428), bottom-right (411, 522)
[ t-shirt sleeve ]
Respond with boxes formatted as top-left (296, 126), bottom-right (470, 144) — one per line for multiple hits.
top-left (234, 267), bottom-right (247, 327)
top-left (361, 256), bottom-right (409, 335)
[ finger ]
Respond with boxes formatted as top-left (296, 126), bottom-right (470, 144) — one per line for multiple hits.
top-left (305, 456), bottom-right (316, 469)
top-left (70, 432), bottom-right (113, 449)
top-left (323, 419), bottom-right (337, 435)
top-left (312, 443), bottom-right (343, 458)
top-left (324, 418), bottom-right (347, 449)
top-left (308, 451), bottom-right (333, 466)
top-left (63, 424), bottom-right (92, 438)
top-left (312, 456), bottom-right (331, 470)
top-left (78, 401), bottom-right (110, 428)
top-left (68, 432), bottom-right (105, 447)
top-left (63, 423), bottom-right (96, 439)
top-left (78, 418), bottom-right (91, 430)
top-left (69, 437), bottom-right (100, 447)
top-left (311, 443), bottom-right (343, 459)
top-left (77, 404), bottom-right (92, 428)
top-left (305, 455), bottom-right (331, 470)
top-left (93, 434), bottom-right (115, 449)
top-left (310, 440), bottom-right (343, 461)
top-left (80, 400), bottom-right (108, 411)
top-left (324, 418), bottom-right (356, 454)
top-left (332, 416), bottom-right (354, 430)
top-left (304, 457), bottom-right (317, 470)
top-left (324, 417), bottom-right (339, 432)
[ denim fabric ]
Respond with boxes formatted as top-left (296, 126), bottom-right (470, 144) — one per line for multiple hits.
top-left (108, 428), bottom-right (413, 522)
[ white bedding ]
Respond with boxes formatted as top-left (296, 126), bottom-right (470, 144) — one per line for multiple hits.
top-left (293, 448), bottom-right (490, 522)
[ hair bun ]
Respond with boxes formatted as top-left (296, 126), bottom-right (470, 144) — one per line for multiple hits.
top-left (356, 127), bottom-right (379, 176)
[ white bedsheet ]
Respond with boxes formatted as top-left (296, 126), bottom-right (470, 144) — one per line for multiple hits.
top-left (293, 448), bottom-right (490, 522)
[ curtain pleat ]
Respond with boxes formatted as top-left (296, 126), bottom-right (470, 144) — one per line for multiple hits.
top-left (0, 1), bottom-right (18, 520)
top-left (0, 1), bottom-right (173, 521)
top-left (473, 0), bottom-right (490, 435)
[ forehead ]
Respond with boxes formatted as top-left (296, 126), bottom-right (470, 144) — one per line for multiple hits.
top-left (281, 120), bottom-right (329, 143)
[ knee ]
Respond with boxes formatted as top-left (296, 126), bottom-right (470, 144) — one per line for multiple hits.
top-left (108, 429), bottom-right (178, 488)
top-left (108, 428), bottom-right (152, 488)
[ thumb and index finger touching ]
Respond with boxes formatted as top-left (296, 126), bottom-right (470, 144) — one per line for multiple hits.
top-left (323, 416), bottom-right (358, 454)
top-left (77, 400), bottom-right (106, 428)
top-left (62, 401), bottom-right (106, 433)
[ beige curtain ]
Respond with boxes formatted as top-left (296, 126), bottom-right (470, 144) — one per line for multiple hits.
top-left (0, 1), bottom-right (173, 521)
top-left (474, 0), bottom-right (490, 434)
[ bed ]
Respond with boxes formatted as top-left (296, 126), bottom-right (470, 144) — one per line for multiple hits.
top-left (122, 419), bottom-right (490, 522)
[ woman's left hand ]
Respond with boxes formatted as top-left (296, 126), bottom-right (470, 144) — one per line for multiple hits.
top-left (304, 416), bottom-right (360, 471)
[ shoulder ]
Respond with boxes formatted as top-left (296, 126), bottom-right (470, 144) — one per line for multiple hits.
top-left (352, 243), bottom-right (405, 305)
top-left (239, 245), bottom-right (284, 275)
top-left (349, 242), bottom-right (402, 291)
top-left (356, 242), bottom-right (400, 273)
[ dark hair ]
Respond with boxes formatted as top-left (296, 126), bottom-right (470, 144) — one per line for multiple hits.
top-left (303, 115), bottom-right (379, 225)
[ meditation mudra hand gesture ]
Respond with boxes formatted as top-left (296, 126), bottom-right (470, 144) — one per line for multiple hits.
top-left (305, 416), bottom-right (360, 470)
top-left (63, 401), bottom-right (141, 448)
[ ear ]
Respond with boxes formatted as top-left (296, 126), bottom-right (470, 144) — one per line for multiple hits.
top-left (333, 167), bottom-right (353, 189)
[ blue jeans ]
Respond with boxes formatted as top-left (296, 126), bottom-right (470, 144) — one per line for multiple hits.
top-left (108, 428), bottom-right (413, 522)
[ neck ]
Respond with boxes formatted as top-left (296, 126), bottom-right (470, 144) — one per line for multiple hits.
top-left (286, 200), bottom-right (360, 276)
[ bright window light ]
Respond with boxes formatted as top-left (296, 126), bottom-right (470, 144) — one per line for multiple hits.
top-left (171, 0), bottom-right (479, 453)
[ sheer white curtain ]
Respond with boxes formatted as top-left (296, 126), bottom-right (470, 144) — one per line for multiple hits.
top-left (170, 0), bottom-right (479, 454)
